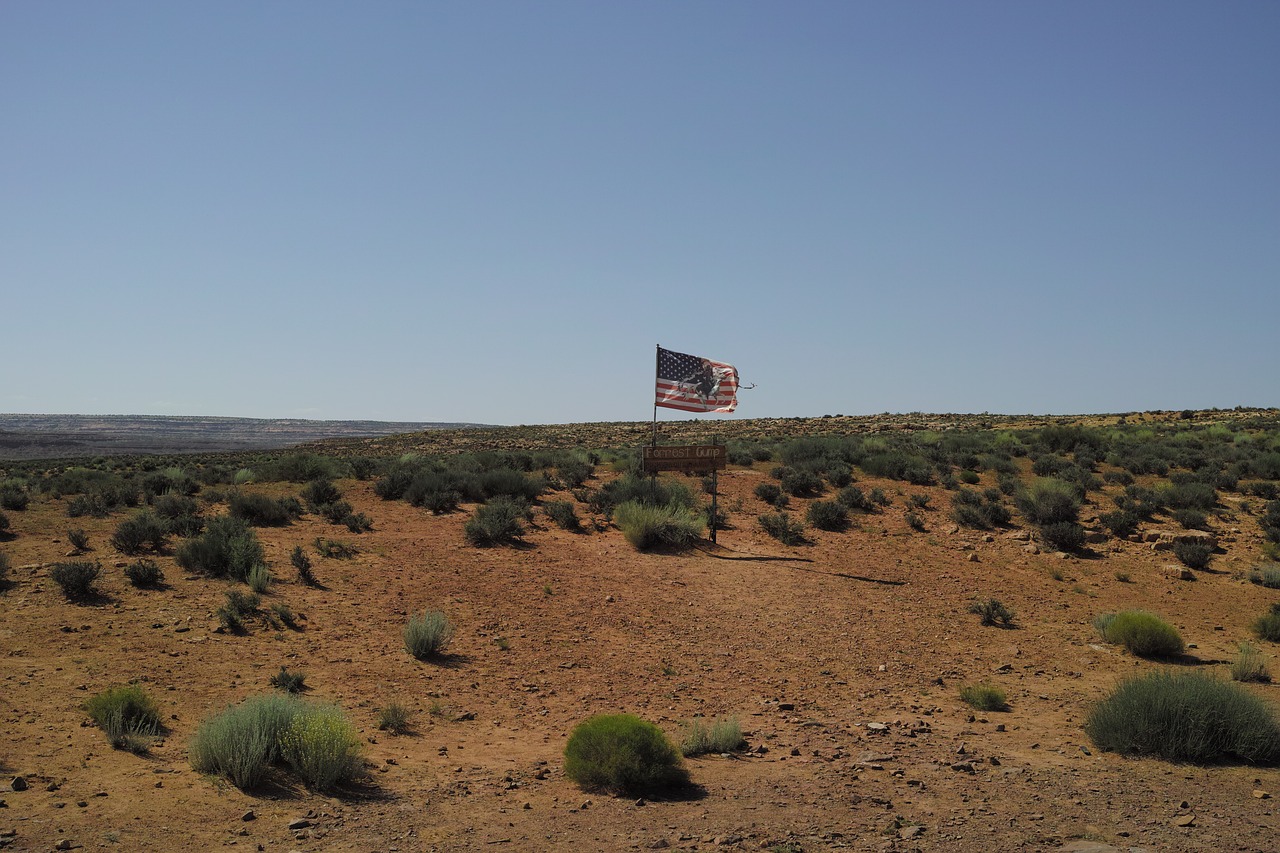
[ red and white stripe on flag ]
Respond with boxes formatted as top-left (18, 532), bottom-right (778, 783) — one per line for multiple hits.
top-left (655, 346), bottom-right (739, 413)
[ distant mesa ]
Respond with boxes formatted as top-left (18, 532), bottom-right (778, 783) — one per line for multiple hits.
top-left (0, 414), bottom-right (496, 460)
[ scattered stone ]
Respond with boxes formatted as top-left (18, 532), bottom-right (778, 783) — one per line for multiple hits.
top-left (521, 802), bottom-right (531, 810)
top-left (7, 779), bottom-right (24, 794)
top-left (1253, 790), bottom-right (1271, 799)
top-left (1023, 544), bottom-right (1040, 555)
top-left (967, 553), bottom-right (979, 563)
top-left (287, 818), bottom-right (312, 830)
top-left (241, 810), bottom-right (256, 822)
top-left (713, 834), bottom-right (742, 845)
top-left (950, 761), bottom-right (975, 773)
top-left (777, 703), bottom-right (794, 711)
top-left (1173, 814), bottom-right (1195, 827)
top-left (789, 748), bottom-right (801, 757)
top-left (1164, 565), bottom-right (1195, 581)
top-left (866, 722), bottom-right (889, 732)
top-left (899, 825), bottom-right (924, 839)
top-left (56, 841), bottom-right (72, 851)
top-left (645, 840), bottom-right (670, 850)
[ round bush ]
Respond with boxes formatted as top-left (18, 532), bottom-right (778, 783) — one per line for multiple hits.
top-left (50, 561), bottom-right (101, 599)
top-left (1039, 521), bottom-right (1086, 552)
top-left (280, 704), bottom-right (364, 791)
top-left (564, 714), bottom-right (688, 795)
top-left (805, 500), bottom-right (849, 532)
top-left (1085, 670), bottom-right (1280, 763)
top-left (1173, 540), bottom-right (1213, 569)
top-left (1016, 479), bottom-right (1081, 525)
top-left (405, 610), bottom-right (454, 660)
top-left (1097, 610), bottom-right (1184, 658)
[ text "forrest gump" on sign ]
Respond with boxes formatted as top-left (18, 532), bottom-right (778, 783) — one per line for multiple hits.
top-left (641, 444), bottom-right (727, 473)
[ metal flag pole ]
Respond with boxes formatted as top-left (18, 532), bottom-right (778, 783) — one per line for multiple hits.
top-left (652, 344), bottom-right (660, 449)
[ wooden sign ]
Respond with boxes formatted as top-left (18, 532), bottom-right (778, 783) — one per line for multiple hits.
top-left (641, 444), bottom-right (727, 473)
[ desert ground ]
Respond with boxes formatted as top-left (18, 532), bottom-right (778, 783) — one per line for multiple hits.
top-left (2, 412), bottom-right (1280, 852)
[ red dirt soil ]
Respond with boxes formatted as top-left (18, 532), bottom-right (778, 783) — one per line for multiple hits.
top-left (2, 457), bottom-right (1279, 852)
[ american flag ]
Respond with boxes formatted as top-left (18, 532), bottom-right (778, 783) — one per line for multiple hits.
top-left (655, 346), bottom-right (739, 413)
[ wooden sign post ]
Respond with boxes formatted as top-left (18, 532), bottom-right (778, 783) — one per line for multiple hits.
top-left (641, 444), bottom-right (727, 542)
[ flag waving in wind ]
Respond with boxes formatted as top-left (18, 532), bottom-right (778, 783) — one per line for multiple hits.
top-left (655, 346), bottom-right (739, 413)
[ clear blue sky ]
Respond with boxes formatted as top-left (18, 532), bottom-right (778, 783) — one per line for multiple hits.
top-left (3, 2), bottom-right (1276, 424)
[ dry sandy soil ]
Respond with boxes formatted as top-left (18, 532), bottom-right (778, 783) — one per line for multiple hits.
top-left (3, 424), bottom-right (1280, 852)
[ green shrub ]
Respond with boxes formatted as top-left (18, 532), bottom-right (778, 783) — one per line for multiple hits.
top-left (342, 511), bottom-right (373, 533)
top-left (908, 493), bottom-right (931, 509)
top-left (313, 537), bottom-right (356, 559)
top-left (1172, 540), bottom-right (1213, 569)
top-left (836, 485), bottom-right (871, 512)
top-left (868, 487), bottom-right (890, 507)
top-left (301, 478), bottom-right (342, 511)
top-left (317, 500), bottom-right (353, 524)
top-left (959, 683), bottom-right (1008, 712)
top-left (218, 589), bottom-right (260, 632)
top-left (968, 598), bottom-right (1014, 628)
top-left (464, 496), bottom-right (528, 546)
top-left (189, 693), bottom-right (305, 789)
top-left (377, 702), bottom-right (412, 735)
top-left (1100, 509), bottom-right (1140, 538)
top-left (1231, 642), bottom-right (1270, 683)
top-left (0, 510), bottom-right (9, 536)
top-left (1095, 610), bottom-right (1184, 657)
top-left (0, 551), bottom-right (9, 587)
top-left (861, 451), bottom-right (934, 485)
top-left (1253, 605), bottom-right (1280, 642)
top-left (50, 561), bottom-right (100, 599)
top-left (83, 684), bottom-right (162, 752)
top-left (564, 714), bottom-right (688, 794)
top-left (270, 666), bottom-right (306, 693)
top-left (759, 512), bottom-right (805, 545)
top-left (67, 528), bottom-right (90, 552)
top-left (777, 467), bottom-right (823, 497)
top-left (1016, 479), bottom-right (1081, 525)
top-left (1163, 482), bottom-right (1218, 511)
top-left (176, 516), bottom-right (264, 581)
top-left (904, 510), bottom-right (926, 531)
top-left (291, 545), bottom-right (317, 586)
top-left (806, 500), bottom-right (849, 532)
top-left (124, 559), bottom-right (164, 588)
top-left (680, 716), bottom-right (745, 756)
top-left (543, 500), bottom-right (581, 531)
top-left (1040, 521), bottom-right (1086, 552)
top-left (246, 563), bottom-right (272, 594)
top-left (754, 482), bottom-right (786, 507)
top-left (152, 492), bottom-right (199, 520)
top-left (279, 703), bottom-right (364, 791)
top-left (110, 511), bottom-right (169, 555)
top-left (405, 610), bottom-right (454, 660)
top-left (229, 492), bottom-right (301, 526)
top-left (614, 501), bottom-right (703, 550)
top-left (1249, 564), bottom-right (1280, 589)
top-left (0, 485), bottom-right (29, 511)
top-left (1084, 670), bottom-right (1280, 763)
top-left (1172, 508), bottom-right (1208, 530)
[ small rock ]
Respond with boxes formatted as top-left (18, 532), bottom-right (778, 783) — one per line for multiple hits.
top-left (866, 722), bottom-right (889, 731)
top-left (646, 840), bottom-right (670, 850)
top-left (521, 802), bottom-right (531, 810)
top-left (605, 595), bottom-right (615, 603)
top-left (287, 818), bottom-right (311, 830)
top-left (713, 835), bottom-right (742, 846)
top-left (1253, 790), bottom-right (1271, 799)
top-left (899, 825), bottom-right (924, 839)
top-left (241, 810), bottom-right (256, 821)
top-left (56, 841), bottom-right (73, 851)
top-left (1173, 814), bottom-right (1195, 827)
top-left (1164, 565), bottom-right (1195, 581)
top-left (967, 553), bottom-right (979, 563)
top-left (950, 761), bottom-right (975, 773)
top-left (777, 702), bottom-right (794, 711)
top-left (7, 780), bottom-right (24, 794)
